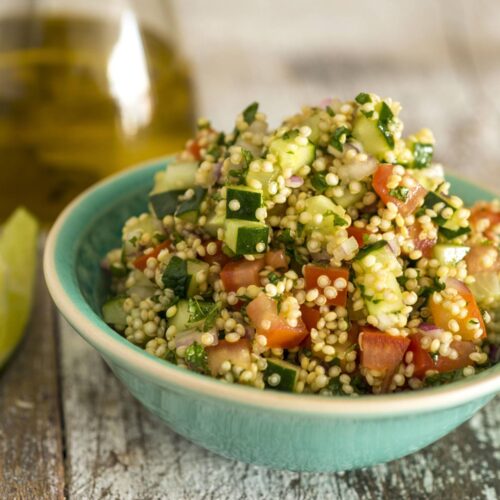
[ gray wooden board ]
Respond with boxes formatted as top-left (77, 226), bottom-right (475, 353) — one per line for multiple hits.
top-left (0, 252), bottom-right (65, 500)
top-left (61, 319), bottom-right (500, 500)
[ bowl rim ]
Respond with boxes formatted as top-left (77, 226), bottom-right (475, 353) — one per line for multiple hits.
top-left (44, 156), bottom-right (500, 417)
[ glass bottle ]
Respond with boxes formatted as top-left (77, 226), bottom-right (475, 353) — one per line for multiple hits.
top-left (0, 0), bottom-right (194, 222)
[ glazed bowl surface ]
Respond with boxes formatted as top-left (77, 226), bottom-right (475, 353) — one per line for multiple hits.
top-left (44, 156), bottom-right (500, 472)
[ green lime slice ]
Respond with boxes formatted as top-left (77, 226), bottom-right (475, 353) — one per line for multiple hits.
top-left (0, 208), bottom-right (38, 368)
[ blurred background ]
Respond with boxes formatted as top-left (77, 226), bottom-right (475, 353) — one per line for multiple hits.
top-left (0, 0), bottom-right (499, 223)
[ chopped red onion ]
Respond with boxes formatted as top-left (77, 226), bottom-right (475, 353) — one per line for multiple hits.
top-left (333, 236), bottom-right (359, 261)
top-left (175, 329), bottom-right (218, 348)
top-left (418, 323), bottom-right (443, 338)
top-left (387, 238), bottom-right (400, 256)
top-left (285, 176), bottom-right (304, 188)
top-left (318, 97), bottom-right (333, 108)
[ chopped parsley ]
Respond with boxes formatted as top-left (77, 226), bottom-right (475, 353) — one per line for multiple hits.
top-left (377, 102), bottom-right (395, 148)
top-left (412, 142), bottom-right (433, 169)
top-left (188, 298), bottom-right (219, 329)
top-left (242, 102), bottom-right (259, 124)
top-left (389, 186), bottom-right (410, 202)
top-left (267, 272), bottom-right (281, 285)
top-left (184, 342), bottom-right (209, 374)
top-left (355, 92), bottom-right (372, 105)
top-left (424, 369), bottom-right (464, 387)
top-left (310, 172), bottom-right (328, 193)
top-left (330, 126), bottom-right (351, 152)
top-left (162, 256), bottom-right (189, 298)
top-left (326, 105), bottom-right (335, 117)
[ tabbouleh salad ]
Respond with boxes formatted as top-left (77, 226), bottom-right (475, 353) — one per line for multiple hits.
top-left (102, 93), bottom-right (500, 395)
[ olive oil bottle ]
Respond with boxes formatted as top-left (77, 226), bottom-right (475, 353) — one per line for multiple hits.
top-left (0, 14), bottom-right (194, 222)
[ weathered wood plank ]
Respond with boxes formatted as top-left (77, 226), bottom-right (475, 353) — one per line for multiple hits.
top-left (61, 319), bottom-right (499, 500)
top-left (0, 252), bottom-right (65, 500)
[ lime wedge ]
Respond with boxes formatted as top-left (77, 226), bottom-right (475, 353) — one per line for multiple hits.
top-left (0, 208), bottom-right (39, 368)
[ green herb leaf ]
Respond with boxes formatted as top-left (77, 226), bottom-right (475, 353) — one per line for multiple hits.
top-left (377, 102), bottom-right (395, 148)
top-left (282, 129), bottom-right (299, 141)
top-left (310, 172), bottom-right (328, 193)
top-left (389, 186), bottom-right (410, 202)
top-left (184, 342), bottom-right (209, 374)
top-left (332, 214), bottom-right (349, 226)
top-left (162, 256), bottom-right (189, 298)
top-left (242, 102), bottom-right (259, 124)
top-left (326, 106), bottom-right (335, 117)
top-left (330, 126), bottom-right (351, 152)
top-left (424, 369), bottom-right (464, 387)
top-left (412, 143), bottom-right (434, 169)
top-left (354, 240), bottom-right (388, 261)
top-left (188, 298), bottom-right (218, 324)
top-left (267, 272), bottom-right (281, 285)
top-left (355, 92), bottom-right (372, 105)
top-left (361, 110), bottom-right (374, 119)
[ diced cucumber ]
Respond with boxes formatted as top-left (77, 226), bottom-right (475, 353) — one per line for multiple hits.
top-left (303, 195), bottom-right (350, 234)
top-left (159, 162), bottom-right (198, 192)
top-left (353, 242), bottom-right (405, 331)
top-left (102, 297), bottom-right (127, 330)
top-left (205, 211), bottom-right (225, 237)
top-left (122, 213), bottom-right (165, 256)
top-left (168, 298), bottom-right (218, 333)
top-left (269, 131), bottom-right (315, 174)
top-left (186, 259), bottom-right (210, 297)
top-left (352, 101), bottom-right (395, 159)
top-left (175, 187), bottom-right (207, 223)
top-left (224, 219), bottom-right (269, 255)
top-left (432, 244), bottom-right (470, 266)
top-left (423, 191), bottom-right (470, 240)
top-left (264, 358), bottom-right (300, 392)
top-left (468, 271), bottom-right (500, 308)
top-left (301, 112), bottom-right (322, 144)
top-left (246, 166), bottom-right (276, 198)
top-left (149, 190), bottom-right (184, 219)
top-left (411, 164), bottom-right (444, 192)
top-left (226, 186), bottom-right (263, 221)
top-left (162, 257), bottom-right (209, 298)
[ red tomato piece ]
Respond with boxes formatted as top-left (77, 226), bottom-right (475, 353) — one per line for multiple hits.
top-left (372, 164), bottom-right (427, 216)
top-left (206, 339), bottom-right (251, 376)
top-left (186, 139), bottom-right (202, 161)
top-left (465, 245), bottom-right (499, 275)
top-left (470, 202), bottom-right (500, 241)
top-left (265, 249), bottom-right (289, 270)
top-left (429, 278), bottom-right (486, 341)
top-left (407, 334), bottom-right (435, 378)
top-left (303, 265), bottom-right (349, 306)
top-left (220, 259), bottom-right (265, 293)
top-left (407, 222), bottom-right (437, 258)
top-left (202, 240), bottom-right (231, 267)
top-left (347, 226), bottom-right (371, 247)
top-left (300, 305), bottom-right (321, 332)
top-left (247, 293), bottom-right (308, 349)
top-left (359, 326), bottom-right (410, 372)
top-left (132, 240), bottom-right (171, 270)
top-left (435, 340), bottom-right (475, 373)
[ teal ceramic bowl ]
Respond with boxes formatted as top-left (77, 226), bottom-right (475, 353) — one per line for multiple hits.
top-left (44, 156), bottom-right (500, 472)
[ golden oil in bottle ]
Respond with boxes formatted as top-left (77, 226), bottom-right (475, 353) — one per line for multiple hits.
top-left (0, 14), bottom-right (194, 222)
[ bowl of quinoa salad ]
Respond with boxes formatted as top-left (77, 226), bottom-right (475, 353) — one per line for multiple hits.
top-left (45, 93), bottom-right (500, 471)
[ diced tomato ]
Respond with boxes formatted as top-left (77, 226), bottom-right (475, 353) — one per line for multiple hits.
top-left (247, 293), bottom-right (308, 349)
top-left (132, 240), bottom-right (171, 270)
top-left (186, 139), bottom-right (202, 161)
top-left (206, 339), bottom-right (251, 376)
top-left (470, 202), bottom-right (500, 241)
top-left (347, 226), bottom-right (371, 247)
top-left (202, 240), bottom-right (231, 267)
top-left (435, 340), bottom-right (475, 373)
top-left (265, 249), bottom-right (289, 270)
top-left (300, 305), bottom-right (321, 331)
top-left (407, 222), bottom-right (437, 258)
top-left (465, 245), bottom-right (499, 275)
top-left (372, 164), bottom-right (427, 217)
top-left (359, 326), bottom-right (410, 373)
top-left (220, 259), bottom-right (265, 293)
top-left (303, 265), bottom-right (349, 306)
top-left (407, 334), bottom-right (435, 378)
top-left (429, 278), bottom-right (486, 341)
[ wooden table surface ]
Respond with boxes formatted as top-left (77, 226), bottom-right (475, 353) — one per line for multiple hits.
top-left (1, 1), bottom-right (500, 498)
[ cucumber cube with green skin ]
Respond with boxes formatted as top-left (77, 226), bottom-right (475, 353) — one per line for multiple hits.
top-left (102, 297), bottom-right (127, 330)
top-left (264, 359), bottom-right (300, 392)
top-left (224, 219), bottom-right (269, 255)
top-left (162, 257), bottom-right (209, 298)
top-left (352, 101), bottom-right (395, 159)
top-left (432, 244), bottom-right (470, 266)
top-left (269, 132), bottom-right (316, 174)
top-left (157, 162), bottom-right (199, 192)
top-left (353, 242), bottom-right (405, 331)
top-left (149, 190), bottom-right (184, 218)
top-left (205, 211), bottom-right (225, 237)
top-left (303, 195), bottom-right (350, 234)
top-left (168, 299), bottom-right (216, 332)
top-left (226, 186), bottom-right (263, 221)
top-left (186, 259), bottom-right (209, 297)
top-left (175, 187), bottom-right (207, 223)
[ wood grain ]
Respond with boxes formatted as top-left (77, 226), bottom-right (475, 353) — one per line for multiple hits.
top-left (0, 253), bottom-right (65, 500)
top-left (61, 320), bottom-right (499, 500)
